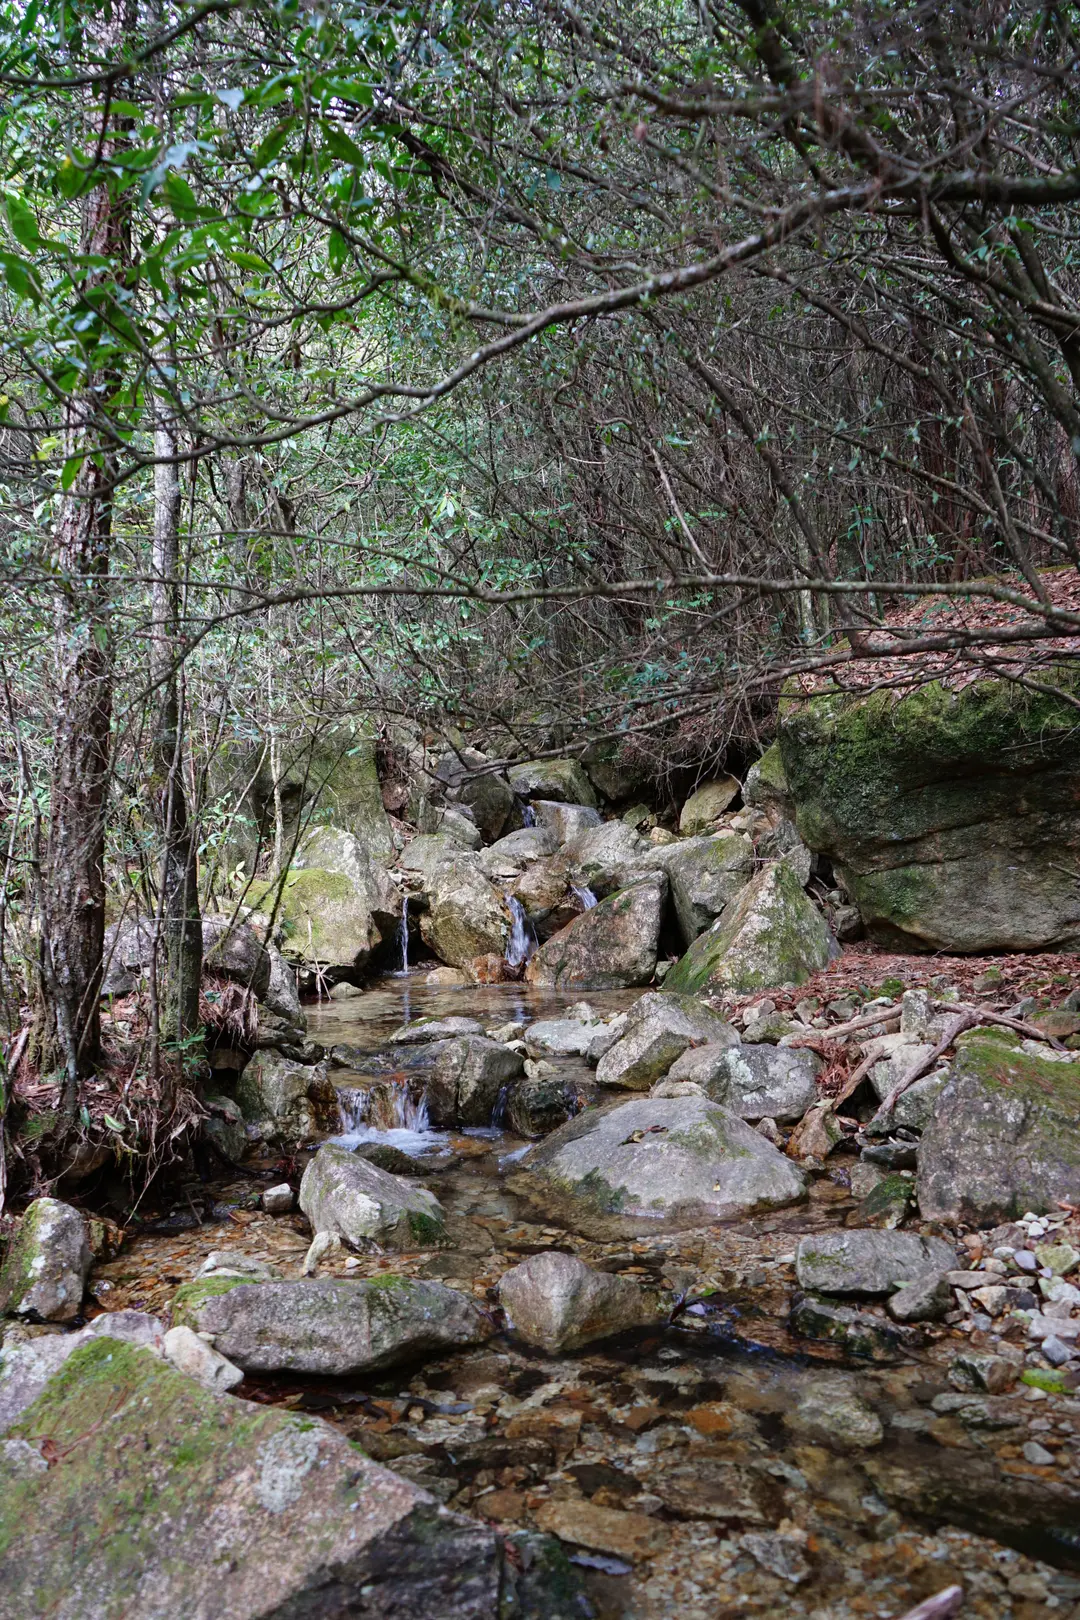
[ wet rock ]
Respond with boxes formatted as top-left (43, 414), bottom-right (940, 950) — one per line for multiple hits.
top-left (162, 1325), bottom-right (244, 1393)
top-left (0, 1334), bottom-right (502, 1618)
top-left (948, 1351), bottom-right (1018, 1394)
top-left (886, 1272), bottom-right (953, 1322)
top-left (789, 1295), bottom-right (916, 1359)
top-left (857, 1173), bottom-right (914, 1230)
top-left (787, 1377), bottom-right (884, 1448)
top-left (648, 1456), bottom-right (770, 1523)
top-left (0, 1199), bottom-right (91, 1324)
top-left (202, 1095), bottom-right (246, 1162)
top-left (561, 820), bottom-right (646, 891)
top-left (596, 993), bottom-right (736, 1091)
top-left (526, 878), bottom-right (665, 991)
top-left (177, 1276), bottom-right (494, 1375)
top-left (508, 1075), bottom-right (579, 1139)
top-left (507, 759), bottom-right (597, 807)
top-left (663, 861), bottom-right (834, 994)
top-left (262, 942), bottom-right (303, 1026)
top-left (391, 1016), bottom-right (486, 1044)
top-left (261, 1183), bottom-right (293, 1215)
top-left (692, 1044), bottom-right (820, 1123)
top-left (740, 1530), bottom-right (811, 1585)
top-left (419, 856), bottom-right (508, 968)
top-left (678, 776), bottom-right (740, 835)
top-left (497, 1252), bottom-right (657, 1352)
top-left (795, 1230), bottom-right (957, 1295)
top-left (482, 826), bottom-right (560, 867)
top-left (532, 1499), bottom-right (664, 1561)
top-left (299, 1144), bottom-right (447, 1250)
top-left (917, 1030), bottom-right (1080, 1223)
top-left (428, 1037), bottom-right (525, 1127)
top-left (524, 1094), bottom-right (806, 1227)
top-left (641, 832), bottom-right (754, 942)
top-left (234, 1050), bottom-right (337, 1144)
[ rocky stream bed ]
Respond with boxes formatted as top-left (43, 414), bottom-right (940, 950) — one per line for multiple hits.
top-left (9, 977), bottom-right (1077, 1620)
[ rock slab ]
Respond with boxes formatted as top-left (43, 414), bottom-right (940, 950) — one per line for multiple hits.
top-left (526, 879), bottom-right (664, 990)
top-left (663, 862), bottom-right (833, 994)
top-left (497, 1252), bottom-right (656, 1352)
top-left (0, 1199), bottom-right (91, 1323)
top-left (299, 1143), bottom-right (447, 1249)
top-left (794, 1231), bottom-right (957, 1295)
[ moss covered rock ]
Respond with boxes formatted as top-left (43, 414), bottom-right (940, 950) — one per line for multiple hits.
top-left (917, 1030), bottom-right (1080, 1223)
top-left (234, 1049), bottom-right (337, 1144)
top-left (778, 675), bottom-right (1080, 951)
top-left (507, 759), bottom-right (597, 807)
top-left (663, 861), bottom-right (832, 994)
top-left (0, 1199), bottom-right (90, 1324)
top-left (522, 1094), bottom-right (806, 1231)
top-left (0, 1335), bottom-right (501, 1619)
top-left (642, 831), bottom-right (755, 943)
top-left (299, 1143), bottom-right (448, 1250)
top-left (678, 776), bottom-right (740, 835)
top-left (177, 1276), bottom-right (494, 1375)
top-left (526, 878), bottom-right (665, 990)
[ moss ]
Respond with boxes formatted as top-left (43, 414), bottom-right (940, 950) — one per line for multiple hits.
top-left (954, 1030), bottom-right (1080, 1109)
top-left (15, 1109), bottom-right (60, 1145)
top-left (560, 1168), bottom-right (628, 1215)
top-left (364, 1271), bottom-right (410, 1291)
top-left (405, 1210), bottom-right (447, 1247)
top-left (170, 1274), bottom-right (247, 1328)
top-left (665, 861), bottom-right (828, 993)
top-left (250, 867), bottom-right (353, 946)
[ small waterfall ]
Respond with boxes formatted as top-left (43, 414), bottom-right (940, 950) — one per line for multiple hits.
top-left (490, 1085), bottom-right (510, 1128)
top-left (337, 1087), bottom-right (370, 1133)
top-left (397, 896), bottom-right (410, 973)
top-left (389, 1079), bottom-right (430, 1133)
top-left (522, 804), bottom-right (536, 827)
top-left (504, 895), bottom-right (536, 967)
top-left (572, 884), bottom-right (598, 910)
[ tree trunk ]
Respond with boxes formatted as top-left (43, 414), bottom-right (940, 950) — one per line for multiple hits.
top-left (150, 403), bottom-right (202, 1081)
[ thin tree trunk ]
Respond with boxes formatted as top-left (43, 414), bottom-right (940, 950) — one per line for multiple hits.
top-left (150, 403), bottom-right (202, 1085)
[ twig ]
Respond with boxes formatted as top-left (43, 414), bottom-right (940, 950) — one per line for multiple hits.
top-left (879, 1010), bottom-right (978, 1116)
top-left (832, 1039), bottom-right (889, 1107)
top-left (787, 1008), bottom-right (902, 1045)
top-left (897, 1586), bottom-right (964, 1620)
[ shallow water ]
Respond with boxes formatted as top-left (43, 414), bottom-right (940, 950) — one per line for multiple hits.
top-left (94, 976), bottom-right (1080, 1619)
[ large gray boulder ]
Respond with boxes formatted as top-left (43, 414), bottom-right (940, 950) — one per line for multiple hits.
top-left (234, 1050), bottom-right (337, 1143)
top-left (595, 992), bottom-right (738, 1090)
top-left (256, 825), bottom-right (401, 975)
top-left (526, 877), bottom-right (664, 990)
top-left (418, 857), bottom-right (508, 968)
top-left (678, 776), bottom-right (740, 835)
top-left (524, 1015), bottom-right (603, 1058)
top-left (917, 1030), bottom-right (1080, 1223)
top-left (480, 826), bottom-right (559, 867)
top-left (428, 1037), bottom-right (525, 1126)
top-left (201, 914), bottom-right (271, 998)
top-left (0, 1333), bottom-right (502, 1620)
top-left (0, 1199), bottom-right (91, 1324)
top-left (174, 1276), bottom-right (494, 1375)
top-left (523, 1095), bottom-right (807, 1228)
top-left (262, 941), bottom-right (303, 1025)
top-left (0, 1311), bottom-right (164, 1432)
top-left (778, 677), bottom-right (1080, 952)
top-left (794, 1230), bottom-right (958, 1295)
top-left (497, 1252), bottom-right (657, 1352)
top-left (299, 1144), bottom-right (447, 1249)
top-left (507, 759), bottom-right (597, 807)
top-left (641, 832), bottom-right (754, 942)
top-left (561, 820), bottom-right (645, 892)
top-left (688, 1044), bottom-right (821, 1123)
top-left (531, 801), bottom-right (601, 844)
top-left (663, 862), bottom-right (833, 994)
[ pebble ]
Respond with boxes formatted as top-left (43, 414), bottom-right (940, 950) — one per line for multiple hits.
top-left (1021, 1440), bottom-right (1056, 1466)
top-left (1013, 1250), bottom-right (1038, 1273)
top-left (1041, 1336), bottom-right (1076, 1367)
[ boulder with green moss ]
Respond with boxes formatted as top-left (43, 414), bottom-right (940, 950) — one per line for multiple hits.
top-left (427, 1037), bottom-right (524, 1126)
top-left (282, 823), bottom-right (401, 970)
top-left (678, 776), bottom-right (741, 835)
top-left (663, 861), bottom-right (833, 994)
top-left (0, 1334), bottom-right (502, 1619)
top-left (520, 1094), bottom-right (806, 1230)
top-left (299, 1143), bottom-right (448, 1249)
top-left (526, 877), bottom-right (665, 990)
top-left (507, 759), bottom-right (597, 807)
top-left (0, 1198), bottom-right (90, 1323)
top-left (917, 1029), bottom-right (1080, 1223)
top-left (418, 855), bottom-right (508, 967)
top-left (234, 1049), bottom-right (338, 1143)
top-left (778, 675), bottom-right (1080, 952)
top-left (640, 831), bottom-right (755, 943)
top-left (743, 741), bottom-right (795, 820)
top-left (175, 1276), bottom-right (494, 1375)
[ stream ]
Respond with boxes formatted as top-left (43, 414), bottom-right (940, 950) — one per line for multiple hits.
top-left (92, 976), bottom-right (1080, 1620)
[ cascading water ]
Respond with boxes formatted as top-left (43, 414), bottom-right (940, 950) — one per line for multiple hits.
top-left (332, 1078), bottom-right (441, 1156)
top-left (572, 884), bottom-right (598, 910)
top-left (397, 895), bottom-right (410, 973)
top-left (490, 1085), bottom-right (510, 1128)
top-left (504, 895), bottom-right (537, 967)
top-left (521, 804), bottom-right (536, 827)
top-left (337, 1087), bottom-right (370, 1133)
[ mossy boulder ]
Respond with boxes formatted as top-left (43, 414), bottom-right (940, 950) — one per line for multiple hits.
top-left (917, 1030), bottom-right (1080, 1223)
top-left (778, 675), bottom-right (1080, 951)
top-left (678, 776), bottom-right (740, 835)
top-left (507, 759), bottom-right (597, 807)
top-left (427, 1037), bottom-right (524, 1126)
top-left (418, 855), bottom-right (508, 968)
top-left (526, 877), bottom-right (665, 990)
top-left (521, 1094), bottom-right (806, 1231)
top-left (0, 1199), bottom-right (90, 1324)
top-left (743, 742), bottom-right (794, 819)
top-left (663, 861), bottom-right (833, 994)
top-left (642, 832), bottom-right (755, 943)
top-left (299, 1143), bottom-right (448, 1250)
top-left (267, 823), bottom-right (401, 972)
top-left (177, 1276), bottom-right (494, 1375)
top-left (234, 1049), bottom-right (337, 1144)
top-left (0, 1335), bottom-right (502, 1619)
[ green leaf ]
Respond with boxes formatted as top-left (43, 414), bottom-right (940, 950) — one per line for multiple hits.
top-left (162, 171), bottom-right (198, 217)
top-left (227, 248), bottom-right (270, 272)
top-left (5, 193), bottom-right (41, 250)
top-left (103, 1113), bottom-right (125, 1132)
top-left (60, 454), bottom-right (84, 490)
top-left (327, 227), bottom-right (349, 271)
top-left (0, 250), bottom-right (39, 302)
top-left (323, 78), bottom-right (373, 107)
top-left (252, 121), bottom-right (293, 172)
top-left (56, 156), bottom-right (90, 200)
top-left (323, 123), bottom-right (366, 167)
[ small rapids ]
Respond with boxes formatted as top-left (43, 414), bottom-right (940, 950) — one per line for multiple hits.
top-left (331, 1079), bottom-right (446, 1157)
top-left (571, 883), bottom-right (598, 909)
top-left (504, 894), bottom-right (537, 967)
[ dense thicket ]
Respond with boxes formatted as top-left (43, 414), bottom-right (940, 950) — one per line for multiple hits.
top-left (0, 0), bottom-right (1079, 1167)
